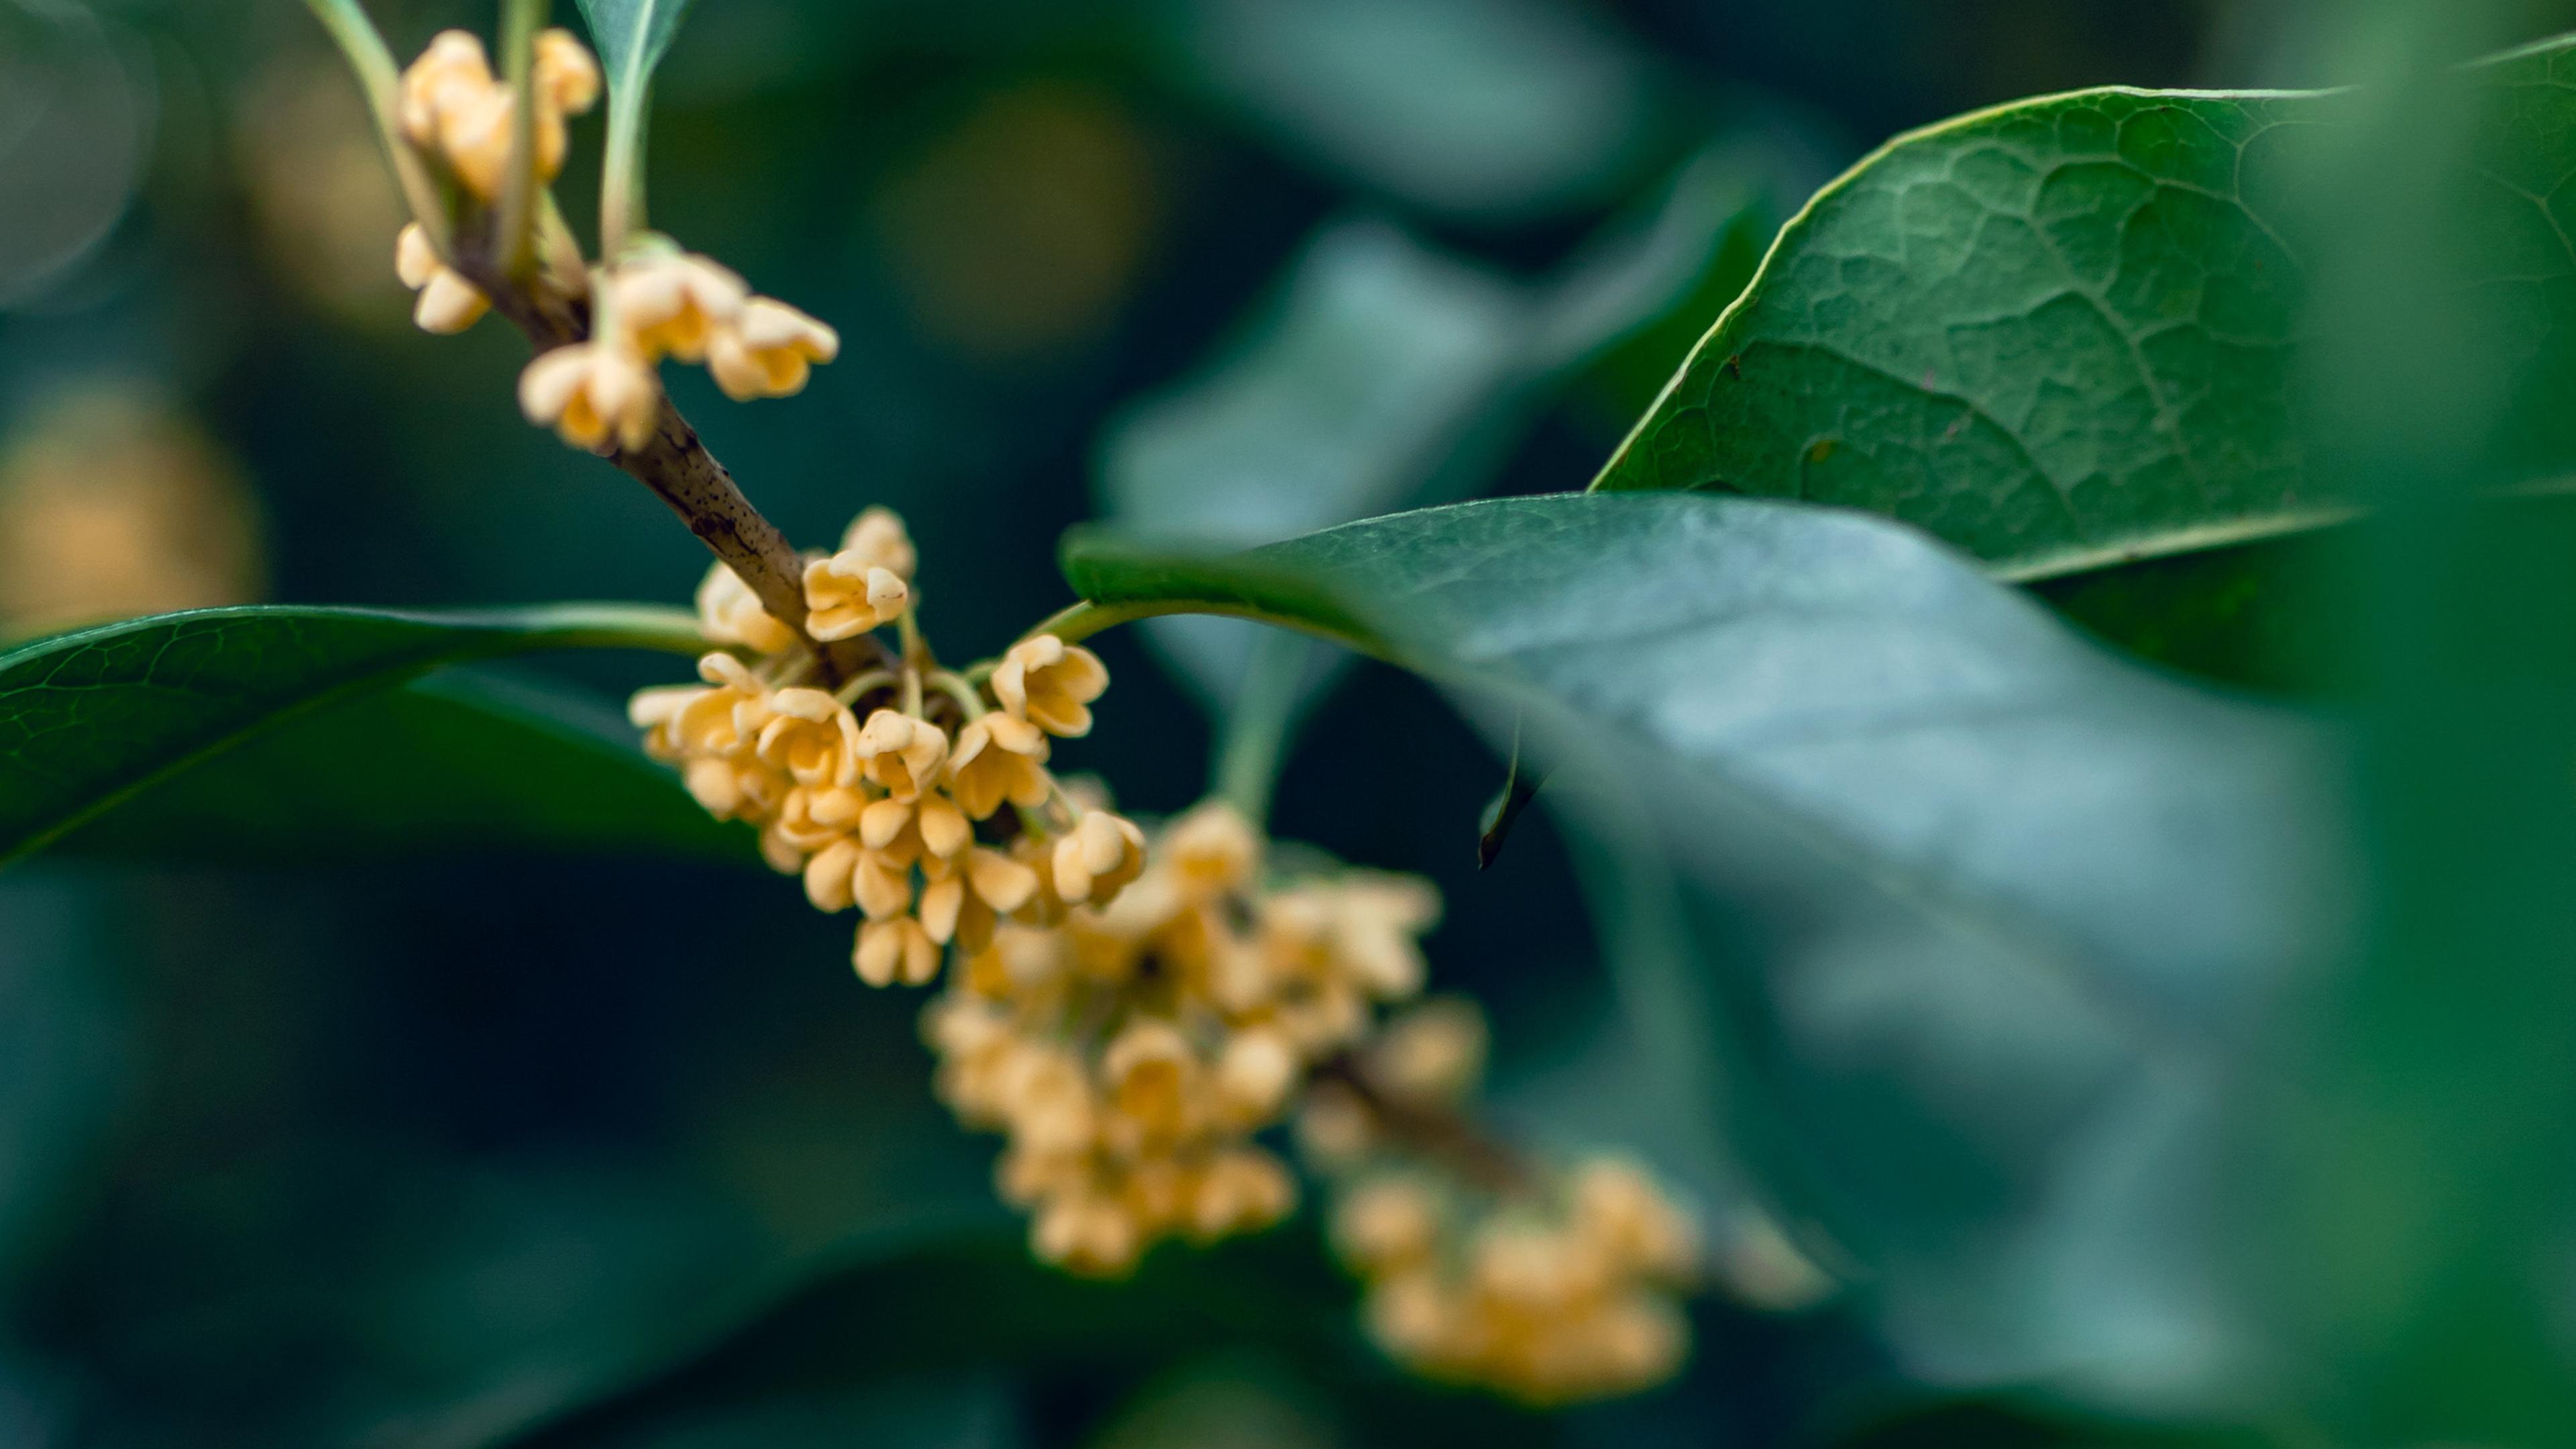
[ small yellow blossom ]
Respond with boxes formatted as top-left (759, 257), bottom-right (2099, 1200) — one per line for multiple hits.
top-left (395, 29), bottom-right (596, 201)
top-left (920, 847), bottom-right (1042, 953)
top-left (853, 709), bottom-right (948, 800)
top-left (707, 297), bottom-right (840, 400)
top-left (947, 714), bottom-right (1052, 819)
top-left (840, 506), bottom-right (917, 580)
top-left (610, 252), bottom-right (747, 363)
top-left (396, 32), bottom-right (496, 159)
top-left (1370, 996), bottom-right (1486, 1104)
top-left (1295, 1081), bottom-right (1377, 1168)
top-left (802, 838), bottom-right (865, 913)
top-left (519, 339), bottom-right (660, 452)
top-left (857, 916), bottom-right (941, 987)
top-left (1307, 996), bottom-right (1701, 1405)
top-left (692, 561), bottom-right (796, 654)
top-left (1333, 1175), bottom-right (1442, 1273)
top-left (860, 790), bottom-right (971, 861)
top-left (1164, 800), bottom-right (1260, 899)
top-left (852, 847), bottom-right (916, 921)
top-left (1571, 1157), bottom-right (1703, 1282)
top-left (803, 553), bottom-right (908, 640)
top-left (1052, 809), bottom-right (1146, 908)
top-left (753, 688), bottom-right (862, 786)
top-left (1214, 1025), bottom-right (1298, 1122)
top-left (993, 634), bottom-right (1109, 737)
top-left (393, 223), bottom-right (487, 334)
top-left (533, 28), bottom-right (600, 113)
top-left (1032, 1191), bottom-right (1142, 1277)
top-left (1190, 1149), bottom-right (1295, 1241)
top-left (1102, 1020), bottom-right (1198, 1143)
top-left (918, 804), bottom-right (1438, 1281)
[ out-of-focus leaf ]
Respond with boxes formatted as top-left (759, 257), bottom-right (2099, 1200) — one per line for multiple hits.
top-left (480, 1220), bottom-right (1545, 1449)
top-left (1060, 493), bottom-right (2349, 1411)
top-left (56, 667), bottom-right (747, 863)
top-left (2220, 13), bottom-right (2576, 1442)
top-left (0, 875), bottom-right (129, 1297)
top-left (1105, 221), bottom-right (1532, 552)
top-left (580, 1375), bottom-right (1025, 1449)
top-left (575, 0), bottom-right (696, 110)
top-left (1102, 219), bottom-right (1527, 713)
top-left (0, 603), bottom-right (702, 864)
top-left (1593, 37), bottom-right (2576, 588)
top-left (1102, 146), bottom-right (1791, 713)
top-left (1157, 0), bottom-right (1660, 220)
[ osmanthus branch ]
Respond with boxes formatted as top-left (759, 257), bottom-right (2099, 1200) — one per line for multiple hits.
top-left (300, 0), bottom-right (881, 686)
top-left (444, 243), bottom-right (887, 687)
top-left (1312, 1052), bottom-right (1534, 1195)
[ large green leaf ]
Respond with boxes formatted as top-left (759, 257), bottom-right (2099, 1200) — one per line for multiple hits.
top-left (54, 667), bottom-right (747, 863)
top-left (1591, 36), bottom-right (2576, 583)
top-left (1059, 492), bottom-right (2347, 1410)
top-left (2216, 14), bottom-right (2576, 1439)
top-left (478, 1220), bottom-right (1544, 1449)
top-left (1101, 144), bottom-right (1788, 716)
top-left (0, 604), bottom-right (702, 864)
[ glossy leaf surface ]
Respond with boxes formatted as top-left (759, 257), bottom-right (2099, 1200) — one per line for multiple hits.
top-left (0, 604), bottom-right (702, 863)
top-left (1062, 492), bottom-right (2349, 1405)
top-left (54, 667), bottom-right (745, 863)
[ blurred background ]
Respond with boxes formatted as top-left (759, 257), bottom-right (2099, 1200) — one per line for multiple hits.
top-left (0, 1), bottom-right (2530, 1444)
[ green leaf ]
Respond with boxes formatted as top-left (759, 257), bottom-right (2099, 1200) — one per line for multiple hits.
top-left (1061, 492), bottom-right (2345, 1408)
top-left (54, 667), bottom-right (747, 863)
top-left (578, 0), bottom-right (697, 252)
top-left (1593, 37), bottom-right (2576, 584)
top-left (0, 603), bottom-right (704, 865)
top-left (2216, 19), bottom-right (2576, 1439)
top-left (574, 0), bottom-right (694, 103)
top-left (1157, 0), bottom-right (1662, 221)
top-left (1099, 144), bottom-right (1790, 714)
top-left (476, 1221), bottom-right (1544, 1449)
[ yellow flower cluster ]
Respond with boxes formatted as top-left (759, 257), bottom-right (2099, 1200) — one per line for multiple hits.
top-left (388, 30), bottom-right (597, 335)
top-left (384, 32), bottom-right (837, 451)
top-left (920, 800), bottom-right (1442, 1277)
top-left (629, 508), bottom-right (1138, 987)
top-left (518, 248), bottom-right (839, 453)
top-left (1307, 1002), bottom-right (1703, 1405)
top-left (398, 28), bottom-right (599, 203)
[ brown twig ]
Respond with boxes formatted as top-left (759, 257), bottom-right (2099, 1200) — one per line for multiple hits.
top-left (447, 235), bottom-right (887, 686)
top-left (1314, 1053), bottom-right (1532, 1195)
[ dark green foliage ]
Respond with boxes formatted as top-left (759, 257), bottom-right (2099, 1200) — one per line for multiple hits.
top-left (1595, 39), bottom-right (2576, 584)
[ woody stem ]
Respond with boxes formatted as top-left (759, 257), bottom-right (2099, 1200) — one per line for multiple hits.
top-left (445, 248), bottom-right (886, 686)
top-left (1311, 1053), bottom-right (1532, 1195)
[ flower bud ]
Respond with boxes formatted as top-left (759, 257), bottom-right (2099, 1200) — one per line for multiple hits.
top-left (992, 634), bottom-right (1109, 737)
top-left (519, 341), bottom-right (660, 453)
top-left (1051, 810), bottom-right (1146, 908)
top-left (947, 713), bottom-right (1051, 819)
top-left (707, 297), bottom-right (840, 400)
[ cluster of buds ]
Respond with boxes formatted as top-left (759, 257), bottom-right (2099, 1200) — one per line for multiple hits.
top-left (385, 30), bottom-right (839, 451)
top-left (629, 507), bottom-right (1142, 987)
top-left (518, 245), bottom-right (839, 453)
top-left (1305, 1001), bottom-right (1703, 1404)
top-left (921, 800), bottom-right (1442, 1277)
top-left (389, 28), bottom-right (598, 335)
top-left (398, 28), bottom-right (598, 204)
